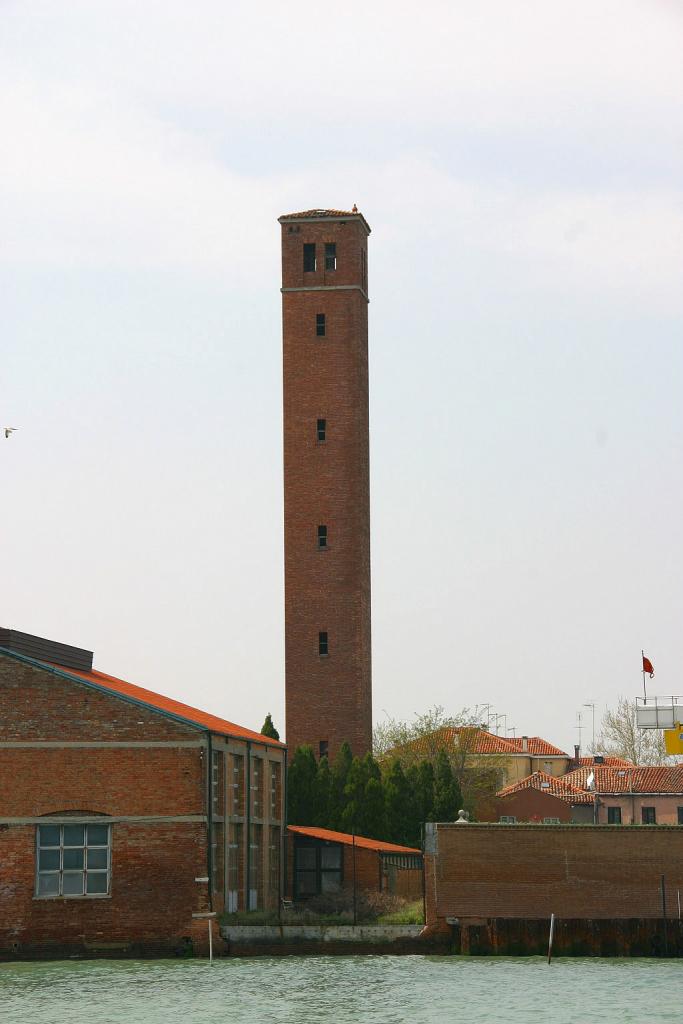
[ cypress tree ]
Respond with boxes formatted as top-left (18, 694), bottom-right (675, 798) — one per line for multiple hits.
top-left (313, 755), bottom-right (332, 828)
top-left (432, 749), bottom-right (462, 822)
top-left (341, 755), bottom-right (367, 834)
top-left (384, 759), bottom-right (411, 845)
top-left (329, 741), bottom-right (353, 830)
top-left (260, 713), bottom-right (280, 740)
top-left (287, 745), bottom-right (318, 825)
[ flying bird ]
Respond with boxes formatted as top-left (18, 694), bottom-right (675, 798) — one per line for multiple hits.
top-left (4, 427), bottom-right (17, 439)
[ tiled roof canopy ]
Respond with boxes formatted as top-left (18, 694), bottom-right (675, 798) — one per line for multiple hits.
top-left (563, 765), bottom-right (683, 794)
top-left (497, 770), bottom-right (594, 804)
top-left (50, 663), bottom-right (284, 747)
top-left (288, 825), bottom-right (420, 855)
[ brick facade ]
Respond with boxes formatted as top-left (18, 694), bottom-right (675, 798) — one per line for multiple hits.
top-left (0, 649), bottom-right (285, 958)
top-left (280, 210), bottom-right (372, 760)
top-left (425, 822), bottom-right (683, 926)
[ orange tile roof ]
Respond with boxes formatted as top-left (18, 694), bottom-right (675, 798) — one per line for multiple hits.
top-left (575, 756), bottom-right (634, 768)
top-left (506, 736), bottom-right (569, 757)
top-left (563, 765), bottom-right (683, 794)
top-left (406, 727), bottom-right (567, 757)
top-left (51, 663), bottom-right (284, 747)
top-left (288, 825), bottom-right (420, 855)
top-left (497, 771), bottom-right (594, 804)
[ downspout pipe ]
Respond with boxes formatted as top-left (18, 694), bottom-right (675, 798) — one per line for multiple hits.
top-left (245, 740), bottom-right (252, 911)
top-left (281, 746), bottom-right (288, 913)
top-left (207, 731), bottom-right (214, 912)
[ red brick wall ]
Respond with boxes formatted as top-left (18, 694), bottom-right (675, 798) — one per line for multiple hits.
top-left (0, 747), bottom-right (204, 817)
top-left (0, 654), bottom-right (216, 955)
top-left (281, 214), bottom-right (372, 760)
top-left (0, 659), bottom-right (197, 741)
top-left (490, 789), bottom-right (573, 823)
top-left (0, 822), bottom-right (208, 954)
top-left (426, 823), bottom-right (683, 924)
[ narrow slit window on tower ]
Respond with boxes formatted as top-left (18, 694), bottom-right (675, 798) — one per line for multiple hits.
top-left (319, 740), bottom-right (329, 759)
top-left (317, 525), bottom-right (328, 549)
top-left (303, 243), bottom-right (316, 272)
top-left (325, 243), bottom-right (336, 271)
top-left (316, 313), bottom-right (326, 337)
top-left (317, 418), bottom-right (326, 442)
top-left (318, 631), bottom-right (328, 656)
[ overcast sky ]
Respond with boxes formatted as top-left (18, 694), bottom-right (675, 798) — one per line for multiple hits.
top-left (2, 1), bottom-right (682, 754)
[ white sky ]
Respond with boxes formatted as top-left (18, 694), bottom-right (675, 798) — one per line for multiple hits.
top-left (2, 0), bottom-right (682, 754)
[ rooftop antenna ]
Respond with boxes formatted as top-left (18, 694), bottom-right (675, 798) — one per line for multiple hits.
top-left (583, 702), bottom-right (596, 753)
top-left (575, 711), bottom-right (584, 754)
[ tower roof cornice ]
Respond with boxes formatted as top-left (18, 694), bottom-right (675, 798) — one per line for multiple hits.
top-left (278, 209), bottom-right (371, 233)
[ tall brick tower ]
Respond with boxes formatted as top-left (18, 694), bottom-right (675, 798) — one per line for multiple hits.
top-left (279, 208), bottom-right (372, 760)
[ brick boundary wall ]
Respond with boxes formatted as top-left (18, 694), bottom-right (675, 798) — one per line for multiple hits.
top-left (425, 823), bottom-right (683, 925)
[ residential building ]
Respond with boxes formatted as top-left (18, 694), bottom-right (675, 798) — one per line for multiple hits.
top-left (280, 208), bottom-right (372, 760)
top-left (562, 764), bottom-right (683, 826)
top-left (0, 629), bottom-right (285, 958)
top-left (494, 770), bottom-right (594, 823)
top-left (399, 727), bottom-right (570, 787)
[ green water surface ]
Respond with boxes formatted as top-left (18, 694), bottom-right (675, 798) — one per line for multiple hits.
top-left (1, 956), bottom-right (681, 1024)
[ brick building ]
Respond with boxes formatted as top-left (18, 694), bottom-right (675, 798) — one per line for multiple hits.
top-left (286, 825), bottom-right (422, 902)
top-left (0, 629), bottom-right (285, 958)
top-left (280, 208), bottom-right (372, 760)
top-left (493, 770), bottom-right (594, 822)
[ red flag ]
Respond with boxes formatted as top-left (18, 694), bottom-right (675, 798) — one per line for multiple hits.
top-left (642, 655), bottom-right (654, 678)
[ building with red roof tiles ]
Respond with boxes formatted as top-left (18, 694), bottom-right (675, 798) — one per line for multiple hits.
top-left (485, 770), bottom-right (593, 824)
top-left (286, 826), bottom-right (422, 903)
top-left (490, 764), bottom-right (683, 825)
top-left (0, 628), bottom-right (286, 958)
top-left (393, 726), bottom-right (570, 788)
top-left (560, 764), bottom-right (683, 825)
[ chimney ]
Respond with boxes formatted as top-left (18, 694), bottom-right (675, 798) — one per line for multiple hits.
top-left (521, 735), bottom-right (529, 753)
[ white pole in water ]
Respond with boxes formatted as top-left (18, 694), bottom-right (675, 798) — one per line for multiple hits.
top-left (547, 913), bottom-right (555, 964)
top-left (208, 920), bottom-right (213, 963)
top-left (677, 890), bottom-right (681, 922)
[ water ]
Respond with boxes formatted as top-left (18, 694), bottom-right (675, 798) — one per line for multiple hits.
top-left (1, 956), bottom-right (682, 1024)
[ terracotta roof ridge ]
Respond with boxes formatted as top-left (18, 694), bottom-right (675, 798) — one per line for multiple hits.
top-left (49, 662), bottom-right (285, 747)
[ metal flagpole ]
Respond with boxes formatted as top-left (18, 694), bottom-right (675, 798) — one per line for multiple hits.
top-left (642, 650), bottom-right (647, 702)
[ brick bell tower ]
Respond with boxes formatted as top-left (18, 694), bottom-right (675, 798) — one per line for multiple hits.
top-left (279, 208), bottom-right (372, 760)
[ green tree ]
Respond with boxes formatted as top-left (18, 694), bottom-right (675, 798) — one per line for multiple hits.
top-left (374, 705), bottom-right (506, 815)
top-left (342, 753), bottom-right (386, 838)
top-left (260, 713), bottom-right (280, 740)
top-left (432, 749), bottom-right (462, 821)
top-left (341, 755), bottom-right (368, 834)
top-left (313, 754), bottom-right (332, 827)
top-left (384, 758), bottom-right (412, 845)
top-left (287, 745), bottom-right (318, 825)
top-left (328, 741), bottom-right (353, 830)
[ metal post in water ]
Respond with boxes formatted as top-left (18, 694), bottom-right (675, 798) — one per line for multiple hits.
top-left (547, 913), bottom-right (555, 964)
top-left (661, 875), bottom-right (668, 956)
top-left (677, 889), bottom-right (681, 922)
top-left (208, 919), bottom-right (213, 963)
